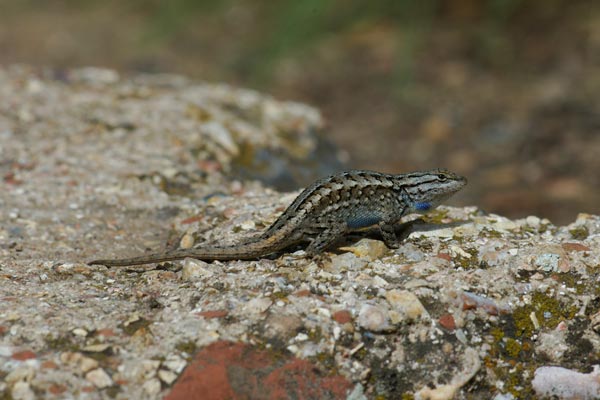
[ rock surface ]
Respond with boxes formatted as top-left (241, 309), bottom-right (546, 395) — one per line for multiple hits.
top-left (1, 66), bottom-right (600, 399)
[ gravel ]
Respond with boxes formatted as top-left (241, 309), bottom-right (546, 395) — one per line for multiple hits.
top-left (1, 65), bottom-right (600, 399)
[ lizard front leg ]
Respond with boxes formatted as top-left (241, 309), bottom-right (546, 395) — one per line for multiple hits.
top-left (379, 222), bottom-right (400, 249)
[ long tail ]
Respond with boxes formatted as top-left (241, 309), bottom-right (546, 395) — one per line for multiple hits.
top-left (88, 230), bottom-right (298, 267)
top-left (88, 247), bottom-right (265, 266)
top-left (89, 252), bottom-right (184, 266)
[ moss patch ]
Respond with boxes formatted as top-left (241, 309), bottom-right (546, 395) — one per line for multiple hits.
top-left (569, 225), bottom-right (589, 240)
top-left (175, 340), bottom-right (198, 355)
top-left (512, 291), bottom-right (578, 337)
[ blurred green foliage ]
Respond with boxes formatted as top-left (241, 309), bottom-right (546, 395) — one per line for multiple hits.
top-left (109, 0), bottom-right (545, 84)
top-left (0, 0), bottom-right (575, 88)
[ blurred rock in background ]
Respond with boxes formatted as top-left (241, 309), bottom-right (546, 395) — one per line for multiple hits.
top-left (1, 0), bottom-right (598, 224)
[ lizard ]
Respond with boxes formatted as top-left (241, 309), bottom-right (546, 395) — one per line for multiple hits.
top-left (89, 169), bottom-right (466, 266)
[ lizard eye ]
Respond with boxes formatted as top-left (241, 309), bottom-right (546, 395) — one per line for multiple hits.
top-left (437, 173), bottom-right (448, 181)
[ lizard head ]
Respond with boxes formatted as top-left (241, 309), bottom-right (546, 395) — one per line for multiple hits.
top-left (401, 169), bottom-right (467, 214)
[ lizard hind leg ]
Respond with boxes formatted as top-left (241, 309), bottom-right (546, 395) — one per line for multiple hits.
top-left (304, 226), bottom-right (345, 257)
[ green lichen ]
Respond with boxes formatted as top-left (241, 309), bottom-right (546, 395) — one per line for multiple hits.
top-left (483, 288), bottom-right (581, 397)
top-left (503, 362), bottom-right (537, 398)
top-left (504, 338), bottom-right (521, 358)
top-left (270, 291), bottom-right (289, 301)
top-left (484, 346), bottom-right (537, 398)
top-left (539, 223), bottom-right (557, 235)
top-left (489, 326), bottom-right (505, 342)
top-left (0, 389), bottom-right (12, 400)
top-left (354, 346), bottom-right (368, 361)
top-left (105, 386), bottom-right (120, 398)
top-left (81, 348), bottom-right (112, 363)
top-left (232, 142), bottom-right (259, 170)
top-left (186, 103), bottom-right (214, 123)
top-left (45, 334), bottom-right (78, 352)
top-left (306, 326), bottom-right (324, 343)
top-left (414, 239), bottom-right (433, 252)
top-left (367, 360), bottom-right (412, 398)
top-left (450, 246), bottom-right (481, 270)
top-left (313, 351), bottom-right (338, 373)
top-left (519, 225), bottom-right (537, 235)
top-left (512, 291), bottom-right (578, 338)
top-left (553, 272), bottom-right (586, 295)
top-left (121, 317), bottom-right (151, 336)
top-left (175, 340), bottom-right (197, 355)
top-left (421, 209), bottom-right (449, 224)
top-left (480, 227), bottom-right (503, 238)
top-left (569, 225), bottom-right (589, 240)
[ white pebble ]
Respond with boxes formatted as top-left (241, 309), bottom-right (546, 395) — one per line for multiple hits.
top-left (85, 368), bottom-right (113, 388)
top-left (358, 304), bottom-right (390, 332)
top-left (532, 365), bottom-right (600, 399)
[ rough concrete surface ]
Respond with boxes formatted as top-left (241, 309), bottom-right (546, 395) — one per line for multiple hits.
top-left (1, 66), bottom-right (600, 399)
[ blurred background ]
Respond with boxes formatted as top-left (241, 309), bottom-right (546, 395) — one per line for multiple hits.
top-left (1, 0), bottom-right (599, 224)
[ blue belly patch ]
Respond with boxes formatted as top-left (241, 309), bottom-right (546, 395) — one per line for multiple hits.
top-left (415, 202), bottom-right (431, 211)
top-left (347, 214), bottom-right (381, 229)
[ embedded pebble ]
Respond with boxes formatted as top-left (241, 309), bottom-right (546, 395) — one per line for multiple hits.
top-left (590, 311), bottom-right (600, 333)
top-left (162, 355), bottom-right (187, 374)
top-left (264, 313), bottom-right (303, 339)
top-left (158, 369), bottom-right (178, 385)
top-left (85, 368), bottom-right (113, 388)
top-left (385, 290), bottom-right (428, 322)
top-left (357, 304), bottom-right (391, 332)
top-left (202, 121), bottom-right (239, 156)
top-left (526, 215), bottom-right (541, 228)
top-left (493, 394), bottom-right (516, 400)
top-left (79, 357), bottom-right (99, 373)
top-left (134, 360), bottom-right (161, 380)
top-left (411, 228), bottom-right (454, 239)
top-left (491, 217), bottom-right (518, 231)
top-left (242, 297), bottom-right (272, 315)
top-left (179, 233), bottom-right (195, 249)
top-left (535, 331), bottom-right (568, 362)
top-left (458, 291), bottom-right (509, 315)
top-left (6, 313), bottom-right (21, 322)
top-left (449, 245), bottom-right (471, 259)
top-left (338, 239), bottom-right (389, 260)
top-left (396, 243), bottom-right (426, 262)
top-left (292, 332), bottom-right (309, 342)
top-left (325, 252), bottom-right (368, 273)
top-left (69, 67), bottom-right (120, 83)
top-left (71, 328), bottom-right (88, 337)
top-left (534, 253), bottom-right (560, 272)
top-left (240, 219), bottom-right (256, 230)
top-left (11, 381), bottom-right (35, 400)
top-left (82, 344), bottom-right (111, 353)
top-left (143, 378), bottom-right (162, 396)
top-left (346, 383), bottom-right (367, 400)
top-left (532, 365), bottom-right (600, 399)
top-left (0, 345), bottom-right (14, 357)
top-left (181, 259), bottom-right (214, 280)
top-left (60, 351), bottom-right (82, 365)
top-left (415, 347), bottom-right (481, 400)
